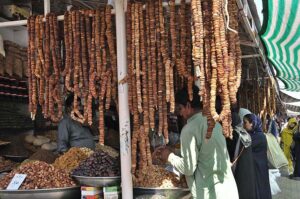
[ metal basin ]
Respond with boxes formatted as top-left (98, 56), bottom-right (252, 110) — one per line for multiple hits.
top-left (0, 186), bottom-right (81, 199)
top-left (0, 168), bottom-right (12, 173)
top-left (3, 155), bottom-right (28, 162)
top-left (72, 175), bottom-right (121, 187)
top-left (134, 187), bottom-right (191, 199)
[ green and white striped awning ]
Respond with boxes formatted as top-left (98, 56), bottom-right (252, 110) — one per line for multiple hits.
top-left (260, 0), bottom-right (300, 91)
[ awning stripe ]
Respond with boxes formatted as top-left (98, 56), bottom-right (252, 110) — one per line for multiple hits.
top-left (260, 0), bottom-right (300, 91)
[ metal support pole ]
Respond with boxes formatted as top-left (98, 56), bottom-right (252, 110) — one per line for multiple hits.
top-left (115, 0), bottom-right (133, 198)
top-left (44, 0), bottom-right (51, 15)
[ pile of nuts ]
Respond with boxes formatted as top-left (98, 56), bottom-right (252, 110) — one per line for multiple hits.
top-left (72, 150), bottom-right (120, 177)
top-left (0, 161), bottom-right (76, 190)
top-left (95, 144), bottom-right (119, 158)
top-left (134, 165), bottom-right (187, 188)
top-left (79, 147), bottom-right (94, 156)
top-left (0, 157), bottom-right (16, 172)
top-left (53, 147), bottom-right (93, 172)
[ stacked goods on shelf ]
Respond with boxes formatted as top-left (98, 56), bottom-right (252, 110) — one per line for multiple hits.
top-left (0, 41), bottom-right (27, 79)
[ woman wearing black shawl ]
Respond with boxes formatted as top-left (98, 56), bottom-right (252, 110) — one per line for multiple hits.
top-left (226, 112), bottom-right (256, 199)
top-left (293, 122), bottom-right (300, 177)
top-left (243, 114), bottom-right (272, 199)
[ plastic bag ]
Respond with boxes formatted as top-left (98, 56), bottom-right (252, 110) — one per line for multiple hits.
top-left (269, 169), bottom-right (281, 195)
top-left (266, 133), bottom-right (289, 169)
top-left (150, 131), bottom-right (165, 149)
top-left (165, 165), bottom-right (180, 177)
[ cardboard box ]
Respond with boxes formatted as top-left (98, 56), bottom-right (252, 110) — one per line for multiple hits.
top-left (81, 186), bottom-right (103, 199)
top-left (103, 186), bottom-right (121, 199)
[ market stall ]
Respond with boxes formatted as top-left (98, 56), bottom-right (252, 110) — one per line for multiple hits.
top-left (0, 0), bottom-right (286, 198)
top-left (0, 1), bottom-right (122, 198)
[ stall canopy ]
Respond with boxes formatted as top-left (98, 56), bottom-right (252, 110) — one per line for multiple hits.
top-left (280, 91), bottom-right (300, 103)
top-left (260, 0), bottom-right (300, 91)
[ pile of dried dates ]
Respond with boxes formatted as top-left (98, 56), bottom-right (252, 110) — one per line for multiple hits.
top-left (72, 150), bottom-right (120, 177)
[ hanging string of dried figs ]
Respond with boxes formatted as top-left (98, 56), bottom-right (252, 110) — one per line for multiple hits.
top-left (27, 9), bottom-right (117, 146)
top-left (190, 0), bottom-right (243, 138)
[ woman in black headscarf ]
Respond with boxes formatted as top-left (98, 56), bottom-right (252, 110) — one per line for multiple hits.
top-left (243, 114), bottom-right (272, 199)
top-left (293, 121), bottom-right (300, 177)
top-left (226, 112), bottom-right (256, 199)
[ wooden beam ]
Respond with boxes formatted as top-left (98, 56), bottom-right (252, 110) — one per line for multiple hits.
top-left (241, 54), bottom-right (260, 59)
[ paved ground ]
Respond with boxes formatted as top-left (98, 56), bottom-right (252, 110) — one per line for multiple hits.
top-left (273, 177), bottom-right (300, 199)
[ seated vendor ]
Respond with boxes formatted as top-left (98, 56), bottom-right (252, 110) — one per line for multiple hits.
top-left (57, 94), bottom-right (95, 153)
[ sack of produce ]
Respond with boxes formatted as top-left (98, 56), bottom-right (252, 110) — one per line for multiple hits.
top-left (33, 136), bottom-right (50, 146)
top-left (36, 135), bottom-right (48, 139)
top-left (25, 134), bottom-right (36, 144)
top-left (41, 142), bottom-right (57, 151)
top-left (13, 57), bottom-right (23, 78)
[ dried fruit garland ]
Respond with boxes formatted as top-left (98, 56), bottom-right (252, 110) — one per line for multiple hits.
top-left (238, 76), bottom-right (277, 131)
top-left (144, 2), bottom-right (155, 167)
top-left (49, 14), bottom-right (63, 123)
top-left (128, 0), bottom-right (186, 179)
top-left (27, 9), bottom-right (117, 145)
top-left (189, 0), bottom-right (243, 138)
top-left (105, 6), bottom-right (118, 104)
top-left (27, 16), bottom-right (34, 119)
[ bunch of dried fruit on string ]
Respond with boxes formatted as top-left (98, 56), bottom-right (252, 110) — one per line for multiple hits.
top-left (259, 78), bottom-right (277, 131)
top-left (0, 161), bottom-right (76, 190)
top-left (269, 78), bottom-right (277, 116)
top-left (127, 2), bottom-right (153, 175)
top-left (127, 0), bottom-right (196, 183)
top-left (27, 8), bottom-right (118, 146)
top-left (189, 0), bottom-right (242, 139)
top-left (27, 14), bottom-right (63, 122)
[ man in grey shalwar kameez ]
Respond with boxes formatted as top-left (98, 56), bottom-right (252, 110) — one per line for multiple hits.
top-left (57, 95), bottom-right (95, 153)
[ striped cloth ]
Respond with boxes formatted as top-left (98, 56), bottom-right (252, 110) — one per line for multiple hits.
top-left (260, 0), bottom-right (300, 91)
